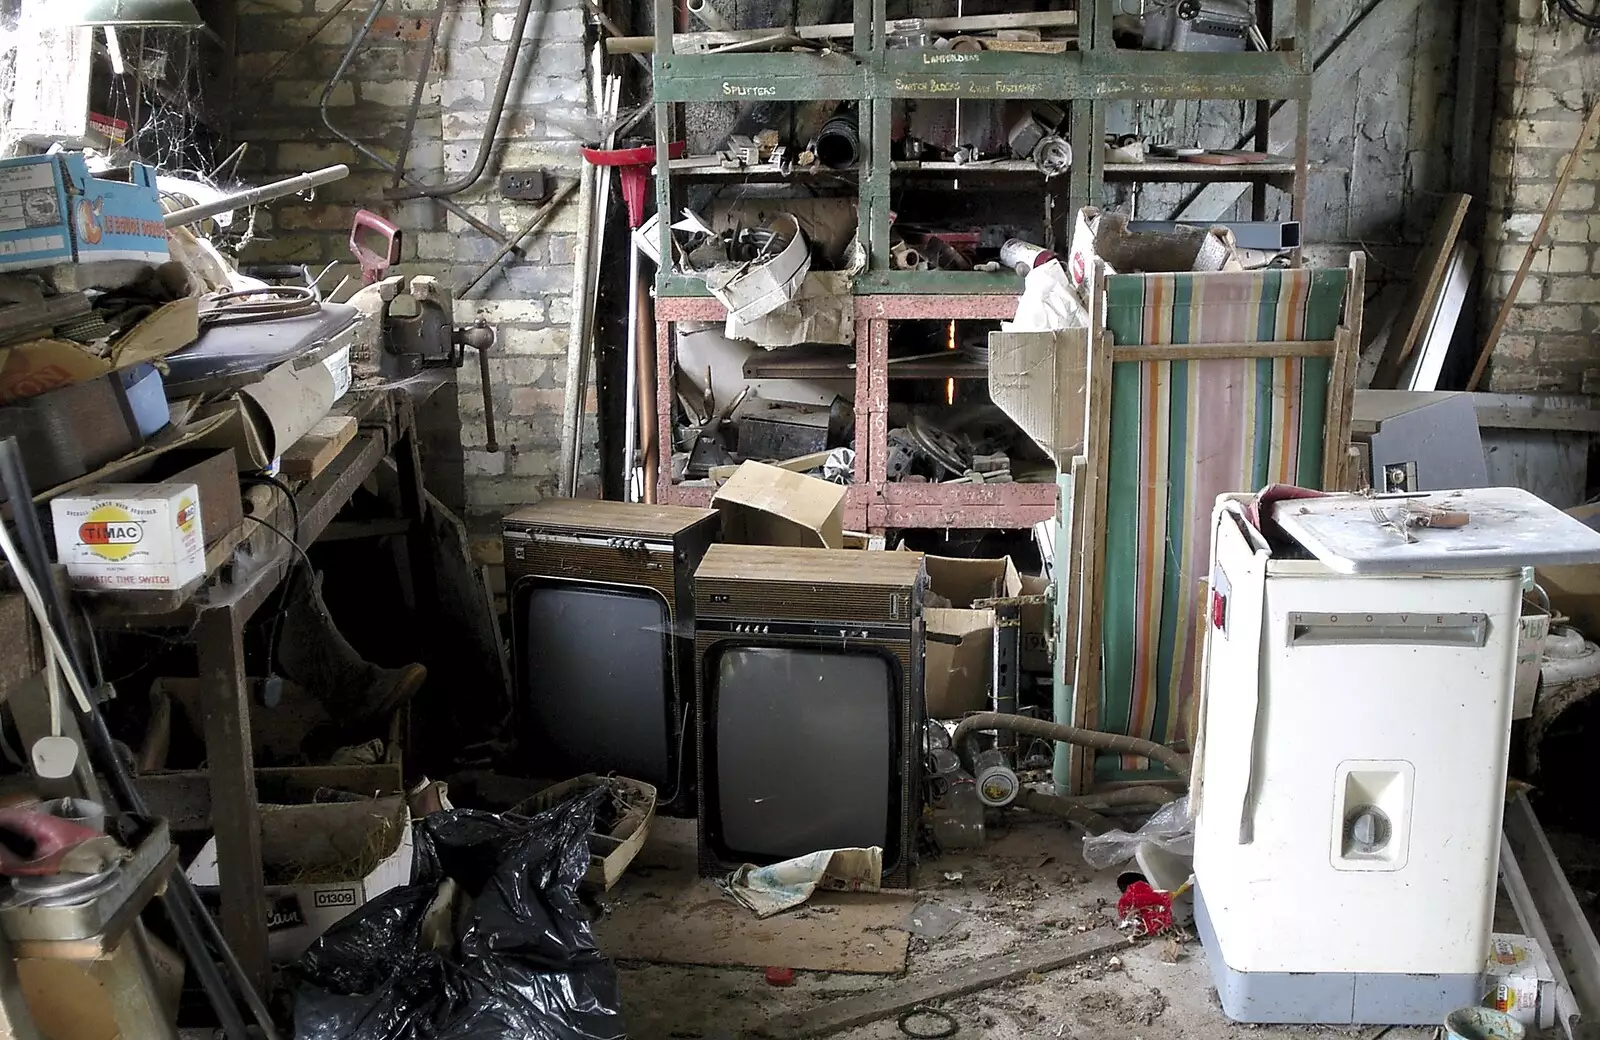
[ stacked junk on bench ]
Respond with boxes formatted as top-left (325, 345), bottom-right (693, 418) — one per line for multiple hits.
top-left (496, 219), bottom-right (1600, 1036)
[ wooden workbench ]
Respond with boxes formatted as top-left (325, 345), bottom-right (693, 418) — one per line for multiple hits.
top-left (90, 380), bottom-right (440, 990)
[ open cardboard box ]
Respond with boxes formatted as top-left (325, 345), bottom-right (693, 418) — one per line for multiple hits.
top-left (1537, 504), bottom-right (1600, 640)
top-left (712, 460), bottom-right (845, 549)
top-left (186, 796), bottom-right (413, 963)
top-left (0, 296), bottom-right (200, 405)
top-left (510, 775), bottom-right (658, 892)
top-left (921, 554), bottom-right (1023, 718)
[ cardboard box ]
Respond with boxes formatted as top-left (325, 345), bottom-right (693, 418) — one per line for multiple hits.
top-left (186, 797), bottom-right (413, 963)
top-left (0, 153), bottom-right (168, 273)
top-left (922, 555), bottom-right (1023, 718)
top-left (91, 448), bottom-right (241, 551)
top-left (1019, 573), bottom-right (1052, 673)
top-left (0, 296), bottom-right (201, 405)
top-left (0, 372), bottom-right (144, 492)
top-left (712, 460), bottom-right (846, 549)
top-left (50, 482), bottom-right (205, 590)
top-left (511, 775), bottom-right (658, 892)
top-left (1486, 932), bottom-right (1556, 1029)
top-left (1540, 504), bottom-right (1600, 640)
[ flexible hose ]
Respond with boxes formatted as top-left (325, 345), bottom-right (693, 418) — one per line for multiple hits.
top-left (952, 712), bottom-right (1192, 782)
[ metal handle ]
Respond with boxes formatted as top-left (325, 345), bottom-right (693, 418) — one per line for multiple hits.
top-left (350, 209), bottom-right (402, 285)
top-left (1287, 611), bottom-right (1488, 649)
top-left (474, 333), bottom-right (499, 453)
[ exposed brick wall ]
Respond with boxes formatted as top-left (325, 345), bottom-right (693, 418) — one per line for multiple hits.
top-left (232, 0), bottom-right (598, 533)
top-left (1482, 0), bottom-right (1600, 394)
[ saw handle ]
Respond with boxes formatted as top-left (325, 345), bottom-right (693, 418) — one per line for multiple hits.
top-left (350, 210), bottom-right (402, 285)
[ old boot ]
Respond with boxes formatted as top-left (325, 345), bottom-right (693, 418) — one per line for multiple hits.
top-left (276, 571), bottom-right (426, 724)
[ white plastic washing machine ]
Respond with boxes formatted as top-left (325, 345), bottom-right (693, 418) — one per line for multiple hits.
top-left (1194, 487), bottom-right (1600, 1025)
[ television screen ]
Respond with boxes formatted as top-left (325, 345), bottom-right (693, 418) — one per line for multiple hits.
top-left (518, 582), bottom-right (673, 788)
top-left (712, 646), bottom-right (894, 861)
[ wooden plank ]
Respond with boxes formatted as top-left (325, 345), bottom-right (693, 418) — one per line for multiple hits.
top-left (1469, 102), bottom-right (1600, 391)
top-left (1071, 270), bottom-right (1115, 795)
top-left (1328, 252), bottom-right (1367, 490)
top-left (608, 10), bottom-right (1079, 53)
top-left (1370, 193), bottom-right (1469, 389)
top-left (280, 416), bottom-right (358, 481)
top-left (750, 929), bottom-right (1131, 1039)
top-left (1111, 339), bottom-right (1336, 362)
top-left (194, 606), bottom-right (269, 992)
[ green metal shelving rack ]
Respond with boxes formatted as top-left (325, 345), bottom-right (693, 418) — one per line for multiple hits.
top-left (650, 0), bottom-right (1313, 295)
top-left (646, 0), bottom-right (1314, 527)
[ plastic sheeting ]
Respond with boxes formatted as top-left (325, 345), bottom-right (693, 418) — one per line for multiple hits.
top-left (291, 787), bottom-right (627, 1040)
top-left (1081, 795), bottom-right (1192, 871)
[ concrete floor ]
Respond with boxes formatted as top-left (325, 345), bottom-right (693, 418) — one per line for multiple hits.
top-left (609, 814), bottom-right (1451, 1040)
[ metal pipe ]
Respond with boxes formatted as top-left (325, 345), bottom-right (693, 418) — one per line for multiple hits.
top-left (391, 0), bottom-right (450, 191)
top-left (388, 0), bottom-right (540, 200)
top-left (814, 111), bottom-right (859, 169)
top-left (456, 179), bottom-right (577, 296)
top-left (951, 713), bottom-right (1192, 782)
top-left (0, 442), bottom-right (271, 1040)
top-left (164, 166), bottom-right (350, 228)
top-left (319, 0), bottom-right (515, 247)
top-left (240, 0), bottom-right (360, 91)
top-left (685, 0), bottom-right (731, 30)
top-left (558, 162), bottom-right (598, 496)
top-left (635, 254), bottom-right (658, 504)
top-left (622, 242), bottom-right (640, 500)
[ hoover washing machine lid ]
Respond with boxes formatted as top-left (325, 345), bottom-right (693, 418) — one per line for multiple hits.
top-left (1273, 487), bottom-right (1600, 575)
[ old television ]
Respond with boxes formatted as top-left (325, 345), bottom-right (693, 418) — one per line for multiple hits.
top-left (693, 544), bottom-right (927, 887)
top-left (503, 501), bottom-right (719, 812)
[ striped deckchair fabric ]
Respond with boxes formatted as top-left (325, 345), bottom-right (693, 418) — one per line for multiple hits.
top-left (1093, 267), bottom-right (1350, 783)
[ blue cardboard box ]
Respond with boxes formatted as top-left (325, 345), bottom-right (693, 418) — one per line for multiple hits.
top-left (0, 153), bottom-right (168, 273)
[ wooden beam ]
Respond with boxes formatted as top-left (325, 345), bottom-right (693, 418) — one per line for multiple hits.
top-left (750, 930), bottom-right (1132, 1039)
top-left (1174, 0), bottom-right (1425, 222)
top-left (1110, 339), bottom-right (1336, 362)
top-left (1371, 194), bottom-right (1469, 389)
top-left (607, 10), bottom-right (1078, 53)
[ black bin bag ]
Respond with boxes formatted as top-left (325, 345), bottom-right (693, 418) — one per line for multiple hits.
top-left (290, 786), bottom-right (627, 1040)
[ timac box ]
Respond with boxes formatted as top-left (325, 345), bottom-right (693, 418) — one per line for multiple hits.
top-left (50, 483), bottom-right (206, 590)
top-left (0, 154), bottom-right (168, 272)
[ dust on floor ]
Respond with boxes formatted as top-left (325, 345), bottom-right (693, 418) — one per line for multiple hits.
top-left (602, 814), bottom-right (1443, 1040)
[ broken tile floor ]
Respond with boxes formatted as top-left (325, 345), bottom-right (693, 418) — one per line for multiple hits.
top-left (603, 815), bottom-right (1446, 1040)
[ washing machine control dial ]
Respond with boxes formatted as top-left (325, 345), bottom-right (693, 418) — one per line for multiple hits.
top-left (1343, 805), bottom-right (1392, 856)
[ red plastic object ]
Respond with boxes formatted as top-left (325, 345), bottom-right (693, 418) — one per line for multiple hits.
top-left (350, 209), bottom-right (402, 285)
top-left (0, 809), bottom-right (104, 877)
top-left (1116, 881), bottom-right (1175, 938)
top-left (764, 967), bottom-right (796, 987)
top-left (580, 142), bottom-right (686, 230)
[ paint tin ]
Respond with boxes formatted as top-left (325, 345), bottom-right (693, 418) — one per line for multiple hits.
top-left (1444, 1005), bottom-right (1526, 1040)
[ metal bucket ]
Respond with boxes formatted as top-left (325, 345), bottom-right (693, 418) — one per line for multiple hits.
top-left (1444, 1006), bottom-right (1526, 1040)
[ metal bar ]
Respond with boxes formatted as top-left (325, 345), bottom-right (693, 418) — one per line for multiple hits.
top-left (318, 0), bottom-right (514, 247)
top-left (558, 162), bottom-right (598, 496)
top-left (1125, 220), bottom-right (1300, 250)
top-left (388, 0), bottom-right (537, 200)
top-left (163, 165), bottom-right (350, 228)
top-left (456, 179), bottom-right (578, 296)
top-left (390, 0), bottom-right (449, 191)
top-left (1503, 793), bottom-right (1600, 1039)
top-left (1501, 830), bottom-right (1579, 1040)
top-left (240, 0), bottom-right (360, 90)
